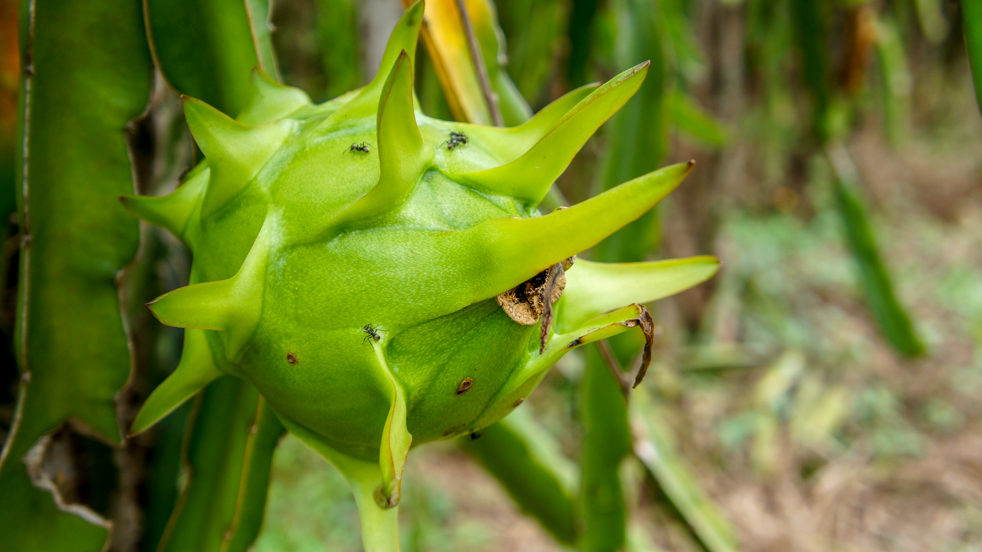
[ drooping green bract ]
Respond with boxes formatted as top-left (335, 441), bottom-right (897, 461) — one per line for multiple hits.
top-left (123, 1), bottom-right (717, 510)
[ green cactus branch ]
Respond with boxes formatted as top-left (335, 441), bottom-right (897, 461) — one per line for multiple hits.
top-left (0, 0), bottom-right (152, 550)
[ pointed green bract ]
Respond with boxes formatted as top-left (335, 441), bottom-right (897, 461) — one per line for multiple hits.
top-left (129, 329), bottom-right (222, 436)
top-left (370, 341), bottom-right (412, 508)
top-left (561, 256), bottom-right (720, 330)
top-left (330, 52), bottom-right (434, 230)
top-left (356, 162), bottom-right (692, 327)
top-left (183, 98), bottom-right (295, 217)
top-left (452, 63), bottom-right (650, 205)
top-left (119, 167), bottom-right (209, 245)
top-left (471, 304), bottom-right (648, 430)
top-left (148, 220), bottom-right (272, 358)
top-left (456, 161), bottom-right (693, 303)
top-left (238, 68), bottom-right (312, 125)
top-left (316, 1), bottom-right (425, 128)
top-left (454, 83), bottom-right (600, 164)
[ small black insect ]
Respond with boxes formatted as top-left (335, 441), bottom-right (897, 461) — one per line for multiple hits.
top-left (345, 142), bottom-right (372, 154)
top-left (363, 324), bottom-right (383, 343)
top-left (442, 131), bottom-right (468, 150)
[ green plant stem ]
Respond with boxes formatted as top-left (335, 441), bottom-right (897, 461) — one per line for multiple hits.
top-left (348, 471), bottom-right (402, 552)
top-left (278, 416), bottom-right (401, 552)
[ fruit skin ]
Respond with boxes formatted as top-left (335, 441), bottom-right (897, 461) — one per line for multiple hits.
top-left (122, 1), bottom-right (716, 511)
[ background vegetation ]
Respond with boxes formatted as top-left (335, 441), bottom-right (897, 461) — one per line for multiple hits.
top-left (1, 0), bottom-right (982, 550)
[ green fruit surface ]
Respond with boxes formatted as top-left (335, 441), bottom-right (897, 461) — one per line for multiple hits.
top-left (126, 3), bottom-right (718, 505)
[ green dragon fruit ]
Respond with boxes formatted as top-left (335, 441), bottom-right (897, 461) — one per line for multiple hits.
top-left (122, 1), bottom-right (716, 546)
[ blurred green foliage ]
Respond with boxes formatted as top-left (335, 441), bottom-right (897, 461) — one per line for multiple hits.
top-left (2, 0), bottom-right (982, 551)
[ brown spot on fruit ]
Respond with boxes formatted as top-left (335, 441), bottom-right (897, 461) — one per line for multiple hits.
top-left (286, 353), bottom-right (297, 364)
top-left (457, 377), bottom-right (473, 395)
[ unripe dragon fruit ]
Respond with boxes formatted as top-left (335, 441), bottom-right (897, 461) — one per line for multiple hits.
top-left (122, 0), bottom-right (716, 534)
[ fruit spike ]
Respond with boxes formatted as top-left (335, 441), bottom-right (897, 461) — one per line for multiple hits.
top-left (453, 82), bottom-right (599, 163)
top-left (147, 219), bottom-right (273, 359)
top-left (119, 166), bottom-right (208, 246)
top-left (451, 62), bottom-right (650, 205)
top-left (442, 161), bottom-right (694, 311)
top-left (329, 52), bottom-right (434, 230)
top-left (238, 68), bottom-right (312, 126)
top-left (128, 329), bottom-right (222, 436)
top-left (560, 255), bottom-right (721, 331)
top-left (183, 97), bottom-right (296, 217)
top-left (317, 1), bottom-right (425, 128)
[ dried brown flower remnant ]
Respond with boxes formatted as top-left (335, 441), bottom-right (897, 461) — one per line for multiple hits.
top-left (496, 257), bottom-right (574, 326)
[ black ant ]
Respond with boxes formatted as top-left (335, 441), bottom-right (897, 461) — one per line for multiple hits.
top-left (363, 324), bottom-right (383, 343)
top-left (442, 131), bottom-right (468, 150)
top-left (345, 142), bottom-right (372, 154)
